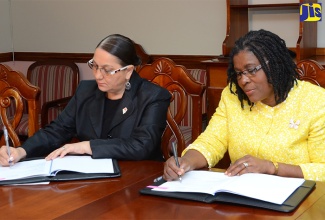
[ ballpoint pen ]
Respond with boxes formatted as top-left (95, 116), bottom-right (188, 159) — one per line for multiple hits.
top-left (172, 142), bottom-right (182, 182)
top-left (3, 126), bottom-right (13, 167)
top-left (153, 176), bottom-right (163, 183)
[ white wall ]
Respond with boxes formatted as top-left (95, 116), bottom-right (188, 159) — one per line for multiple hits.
top-left (1, 0), bottom-right (324, 80)
top-left (1, 0), bottom-right (324, 55)
top-left (0, 0), bottom-right (13, 52)
top-left (9, 0), bottom-right (225, 55)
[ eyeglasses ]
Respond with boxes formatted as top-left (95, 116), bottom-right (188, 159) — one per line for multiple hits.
top-left (87, 59), bottom-right (127, 76)
top-left (235, 64), bottom-right (263, 80)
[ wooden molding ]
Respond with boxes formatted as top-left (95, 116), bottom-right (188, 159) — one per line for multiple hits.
top-left (0, 52), bottom-right (13, 62)
top-left (316, 48), bottom-right (325, 56)
top-left (1, 51), bottom-right (324, 69)
top-left (151, 54), bottom-right (216, 69)
top-left (0, 52), bottom-right (216, 70)
top-left (13, 52), bottom-right (92, 63)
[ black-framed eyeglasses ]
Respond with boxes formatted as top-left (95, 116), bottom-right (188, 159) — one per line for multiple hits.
top-left (235, 64), bottom-right (263, 80)
top-left (87, 59), bottom-right (128, 76)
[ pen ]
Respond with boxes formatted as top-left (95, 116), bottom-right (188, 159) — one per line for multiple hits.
top-left (3, 126), bottom-right (12, 167)
top-left (153, 176), bottom-right (163, 183)
top-left (172, 142), bottom-right (182, 182)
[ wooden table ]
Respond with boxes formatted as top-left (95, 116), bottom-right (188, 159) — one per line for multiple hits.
top-left (1, 161), bottom-right (324, 219)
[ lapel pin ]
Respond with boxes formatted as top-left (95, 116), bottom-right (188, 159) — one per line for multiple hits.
top-left (289, 119), bottom-right (300, 129)
top-left (122, 107), bottom-right (128, 114)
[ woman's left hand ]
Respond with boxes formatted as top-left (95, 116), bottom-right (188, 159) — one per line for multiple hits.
top-left (225, 154), bottom-right (275, 176)
top-left (45, 141), bottom-right (92, 161)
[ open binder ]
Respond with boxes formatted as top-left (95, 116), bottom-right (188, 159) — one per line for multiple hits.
top-left (0, 156), bottom-right (121, 185)
top-left (140, 177), bottom-right (316, 213)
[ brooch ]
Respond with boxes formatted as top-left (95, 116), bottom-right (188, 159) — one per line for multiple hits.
top-left (289, 119), bottom-right (300, 129)
top-left (122, 107), bottom-right (128, 114)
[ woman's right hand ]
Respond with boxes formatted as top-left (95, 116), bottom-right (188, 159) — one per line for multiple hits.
top-left (163, 156), bottom-right (191, 181)
top-left (0, 146), bottom-right (27, 166)
top-left (163, 149), bottom-right (209, 181)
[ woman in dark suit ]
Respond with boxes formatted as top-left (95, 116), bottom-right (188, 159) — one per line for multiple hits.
top-left (0, 34), bottom-right (171, 165)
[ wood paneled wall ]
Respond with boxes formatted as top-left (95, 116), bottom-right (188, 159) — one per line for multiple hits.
top-left (0, 52), bottom-right (216, 70)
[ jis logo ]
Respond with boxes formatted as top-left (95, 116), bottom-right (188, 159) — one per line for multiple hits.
top-left (300, 3), bottom-right (322, 22)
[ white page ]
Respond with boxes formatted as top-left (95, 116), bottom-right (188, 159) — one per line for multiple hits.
top-left (0, 159), bottom-right (51, 181)
top-left (49, 156), bottom-right (114, 175)
top-left (153, 171), bottom-right (304, 205)
top-left (217, 173), bottom-right (304, 204)
top-left (153, 171), bottom-right (236, 195)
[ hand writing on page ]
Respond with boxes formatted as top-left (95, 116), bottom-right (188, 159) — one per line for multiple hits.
top-left (0, 146), bottom-right (26, 166)
top-left (163, 156), bottom-right (191, 181)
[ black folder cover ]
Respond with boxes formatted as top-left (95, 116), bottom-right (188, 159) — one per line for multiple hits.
top-left (140, 178), bottom-right (316, 212)
top-left (0, 158), bottom-right (121, 186)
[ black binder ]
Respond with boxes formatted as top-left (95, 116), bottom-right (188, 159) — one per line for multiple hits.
top-left (140, 178), bottom-right (316, 212)
top-left (0, 157), bottom-right (121, 186)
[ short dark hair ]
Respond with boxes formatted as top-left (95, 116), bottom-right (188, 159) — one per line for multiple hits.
top-left (227, 29), bottom-right (299, 109)
top-left (96, 34), bottom-right (141, 67)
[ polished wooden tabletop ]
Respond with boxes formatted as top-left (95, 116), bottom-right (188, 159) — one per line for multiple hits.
top-left (1, 160), bottom-right (324, 219)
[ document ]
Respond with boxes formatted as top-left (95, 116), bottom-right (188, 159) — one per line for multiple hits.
top-left (0, 156), bottom-right (115, 181)
top-left (152, 171), bottom-right (305, 205)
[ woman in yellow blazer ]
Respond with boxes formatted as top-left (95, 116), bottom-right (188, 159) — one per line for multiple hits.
top-left (164, 29), bottom-right (325, 181)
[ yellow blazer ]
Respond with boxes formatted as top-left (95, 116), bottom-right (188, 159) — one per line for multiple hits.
top-left (185, 80), bottom-right (325, 181)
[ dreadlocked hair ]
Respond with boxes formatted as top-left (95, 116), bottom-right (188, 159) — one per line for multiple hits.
top-left (227, 29), bottom-right (299, 109)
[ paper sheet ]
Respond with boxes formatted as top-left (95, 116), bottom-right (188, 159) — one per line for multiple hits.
top-left (0, 159), bottom-right (50, 180)
top-left (0, 156), bottom-right (114, 181)
top-left (153, 171), bottom-right (305, 205)
top-left (50, 156), bottom-right (114, 175)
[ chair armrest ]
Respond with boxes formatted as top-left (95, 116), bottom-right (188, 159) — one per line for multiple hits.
top-left (41, 96), bottom-right (73, 128)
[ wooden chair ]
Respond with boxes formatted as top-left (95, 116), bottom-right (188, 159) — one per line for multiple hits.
top-left (6, 61), bottom-right (79, 139)
top-left (27, 60), bottom-right (80, 128)
top-left (296, 59), bottom-right (325, 87)
top-left (138, 57), bottom-right (205, 159)
top-left (0, 64), bottom-right (40, 146)
top-left (6, 60), bottom-right (80, 140)
top-left (0, 87), bottom-right (24, 147)
top-left (156, 78), bottom-right (187, 159)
